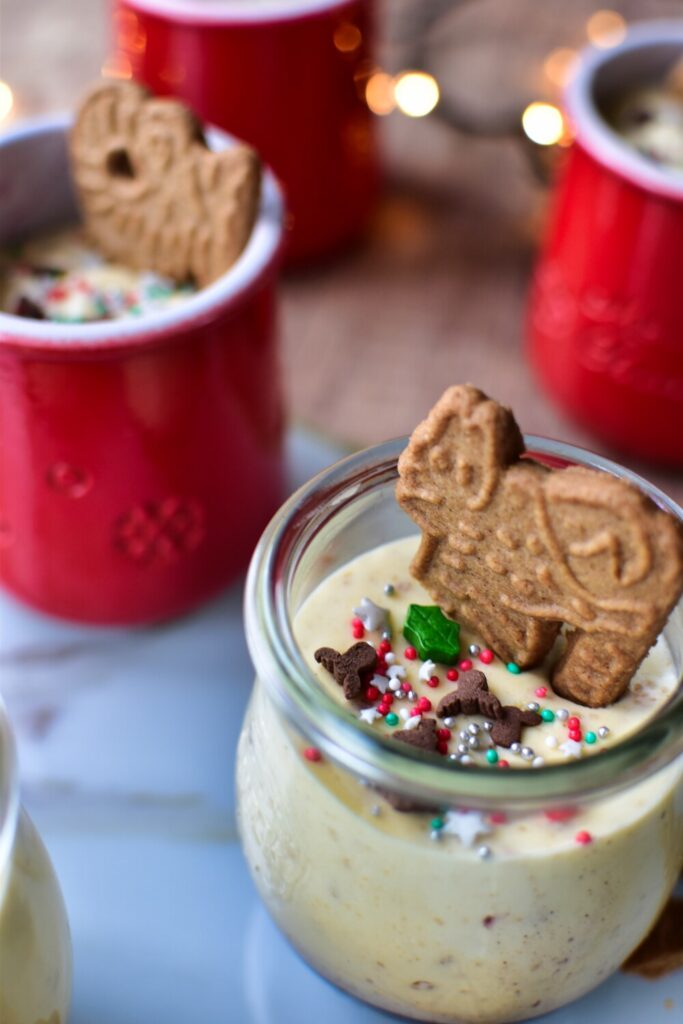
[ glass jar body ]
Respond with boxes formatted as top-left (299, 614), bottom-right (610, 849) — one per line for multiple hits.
top-left (238, 679), bottom-right (683, 1023)
top-left (0, 809), bottom-right (72, 1024)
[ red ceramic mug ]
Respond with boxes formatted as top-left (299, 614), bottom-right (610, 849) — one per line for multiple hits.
top-left (0, 115), bottom-right (285, 625)
top-left (113, 0), bottom-right (380, 265)
top-left (528, 22), bottom-right (683, 466)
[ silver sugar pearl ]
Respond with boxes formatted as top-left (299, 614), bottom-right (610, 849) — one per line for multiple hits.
top-left (444, 717), bottom-right (456, 728)
top-left (598, 726), bottom-right (610, 739)
top-left (448, 753), bottom-right (460, 762)
top-left (477, 845), bottom-right (492, 860)
top-left (383, 583), bottom-right (395, 596)
top-left (510, 742), bottom-right (522, 755)
top-left (460, 754), bottom-right (474, 765)
top-left (527, 701), bottom-right (540, 713)
top-left (381, 629), bottom-right (392, 640)
top-left (467, 736), bottom-right (480, 751)
top-left (459, 729), bottom-right (470, 742)
top-left (521, 746), bottom-right (534, 760)
top-left (556, 708), bottom-right (569, 722)
top-left (371, 804), bottom-right (381, 817)
top-left (395, 691), bottom-right (405, 700)
top-left (483, 720), bottom-right (493, 732)
top-left (467, 722), bottom-right (481, 736)
top-left (408, 690), bottom-right (417, 701)
top-left (468, 643), bottom-right (481, 657)
top-left (457, 743), bottom-right (469, 755)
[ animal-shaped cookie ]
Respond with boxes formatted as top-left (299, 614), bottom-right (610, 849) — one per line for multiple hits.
top-left (436, 670), bottom-right (503, 720)
top-left (70, 81), bottom-right (261, 287)
top-left (397, 385), bottom-right (683, 707)
top-left (314, 642), bottom-right (378, 700)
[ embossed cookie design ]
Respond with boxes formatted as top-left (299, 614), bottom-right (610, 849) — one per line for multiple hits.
top-left (71, 81), bottom-right (261, 287)
top-left (397, 384), bottom-right (683, 707)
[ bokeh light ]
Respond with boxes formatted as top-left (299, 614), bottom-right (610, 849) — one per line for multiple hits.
top-left (365, 72), bottom-right (396, 116)
top-left (521, 102), bottom-right (565, 146)
top-left (0, 81), bottom-right (14, 123)
top-left (586, 10), bottom-right (627, 49)
top-left (394, 71), bottom-right (440, 118)
top-left (334, 22), bottom-right (362, 53)
top-left (543, 48), bottom-right (578, 88)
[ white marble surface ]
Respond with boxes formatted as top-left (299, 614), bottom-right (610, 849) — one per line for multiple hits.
top-left (0, 427), bottom-right (681, 1024)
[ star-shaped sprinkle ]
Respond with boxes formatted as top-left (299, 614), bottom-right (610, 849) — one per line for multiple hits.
top-left (371, 674), bottom-right (390, 693)
top-left (441, 810), bottom-right (491, 848)
top-left (387, 664), bottom-right (407, 680)
top-left (359, 707), bottom-right (382, 724)
top-left (353, 597), bottom-right (390, 632)
top-left (419, 659), bottom-right (437, 681)
top-left (560, 739), bottom-right (583, 759)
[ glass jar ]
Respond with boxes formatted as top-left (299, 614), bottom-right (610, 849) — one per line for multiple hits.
top-left (0, 703), bottom-right (72, 1023)
top-left (238, 436), bottom-right (683, 1024)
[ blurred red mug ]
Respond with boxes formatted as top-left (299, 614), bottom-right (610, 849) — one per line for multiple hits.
top-left (0, 116), bottom-right (285, 625)
top-left (528, 22), bottom-right (683, 466)
top-left (113, 0), bottom-right (380, 265)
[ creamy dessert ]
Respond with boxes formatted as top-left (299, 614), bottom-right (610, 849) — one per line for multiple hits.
top-left (610, 81), bottom-right (683, 173)
top-left (0, 227), bottom-right (196, 323)
top-left (239, 537), bottom-right (682, 1023)
top-left (0, 811), bottom-right (71, 1024)
top-left (238, 386), bottom-right (683, 1023)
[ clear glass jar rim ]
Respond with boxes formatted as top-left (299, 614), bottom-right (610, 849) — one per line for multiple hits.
top-left (245, 435), bottom-right (683, 810)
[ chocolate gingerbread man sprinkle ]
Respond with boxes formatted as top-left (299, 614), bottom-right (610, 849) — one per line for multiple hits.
top-left (490, 706), bottom-right (542, 748)
top-left (436, 670), bottom-right (503, 720)
top-left (314, 642), bottom-right (377, 700)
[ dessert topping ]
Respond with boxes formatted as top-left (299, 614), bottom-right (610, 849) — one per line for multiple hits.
top-left (314, 642), bottom-right (377, 700)
top-left (403, 603), bottom-right (460, 664)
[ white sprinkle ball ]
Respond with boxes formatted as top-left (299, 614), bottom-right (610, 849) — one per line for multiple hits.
top-left (477, 845), bottom-right (492, 860)
top-left (385, 652), bottom-right (397, 664)
top-left (389, 678), bottom-right (401, 692)
top-left (460, 755), bottom-right (473, 765)
top-left (532, 756), bottom-right (545, 768)
top-left (545, 735), bottom-right (559, 749)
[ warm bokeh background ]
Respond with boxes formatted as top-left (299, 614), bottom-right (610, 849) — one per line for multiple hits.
top-left (2, 0), bottom-right (681, 501)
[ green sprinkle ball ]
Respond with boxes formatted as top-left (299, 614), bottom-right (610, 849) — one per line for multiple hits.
top-left (486, 749), bottom-right (499, 765)
top-left (385, 712), bottom-right (399, 726)
top-left (585, 731), bottom-right (597, 744)
top-left (506, 662), bottom-right (521, 675)
top-left (541, 709), bottom-right (555, 723)
top-left (431, 816), bottom-right (444, 831)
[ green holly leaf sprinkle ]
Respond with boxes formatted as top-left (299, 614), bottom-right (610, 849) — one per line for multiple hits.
top-left (403, 605), bottom-right (460, 664)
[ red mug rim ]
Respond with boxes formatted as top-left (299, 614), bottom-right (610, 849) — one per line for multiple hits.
top-left (565, 19), bottom-right (683, 203)
top-left (0, 113), bottom-right (284, 353)
top-left (120, 0), bottom-right (359, 26)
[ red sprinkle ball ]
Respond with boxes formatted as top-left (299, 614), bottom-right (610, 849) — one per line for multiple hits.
top-left (446, 668), bottom-right (459, 682)
top-left (401, 681), bottom-right (412, 693)
top-left (405, 646), bottom-right (417, 660)
top-left (490, 812), bottom-right (507, 824)
top-left (352, 618), bottom-right (365, 639)
top-left (575, 830), bottom-right (593, 845)
top-left (479, 649), bottom-right (494, 664)
top-left (365, 685), bottom-right (380, 701)
top-left (378, 639), bottom-right (392, 655)
top-left (458, 658), bottom-right (473, 671)
top-left (426, 675), bottom-right (440, 689)
top-left (567, 716), bottom-right (581, 730)
top-left (437, 727), bottom-right (452, 740)
top-left (303, 747), bottom-right (322, 763)
top-left (410, 707), bottom-right (422, 717)
top-left (535, 686), bottom-right (548, 698)
top-left (437, 740), bottom-right (449, 755)
top-left (417, 696), bottom-right (432, 713)
top-left (545, 807), bottom-right (577, 823)
top-left (497, 760), bottom-right (510, 769)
